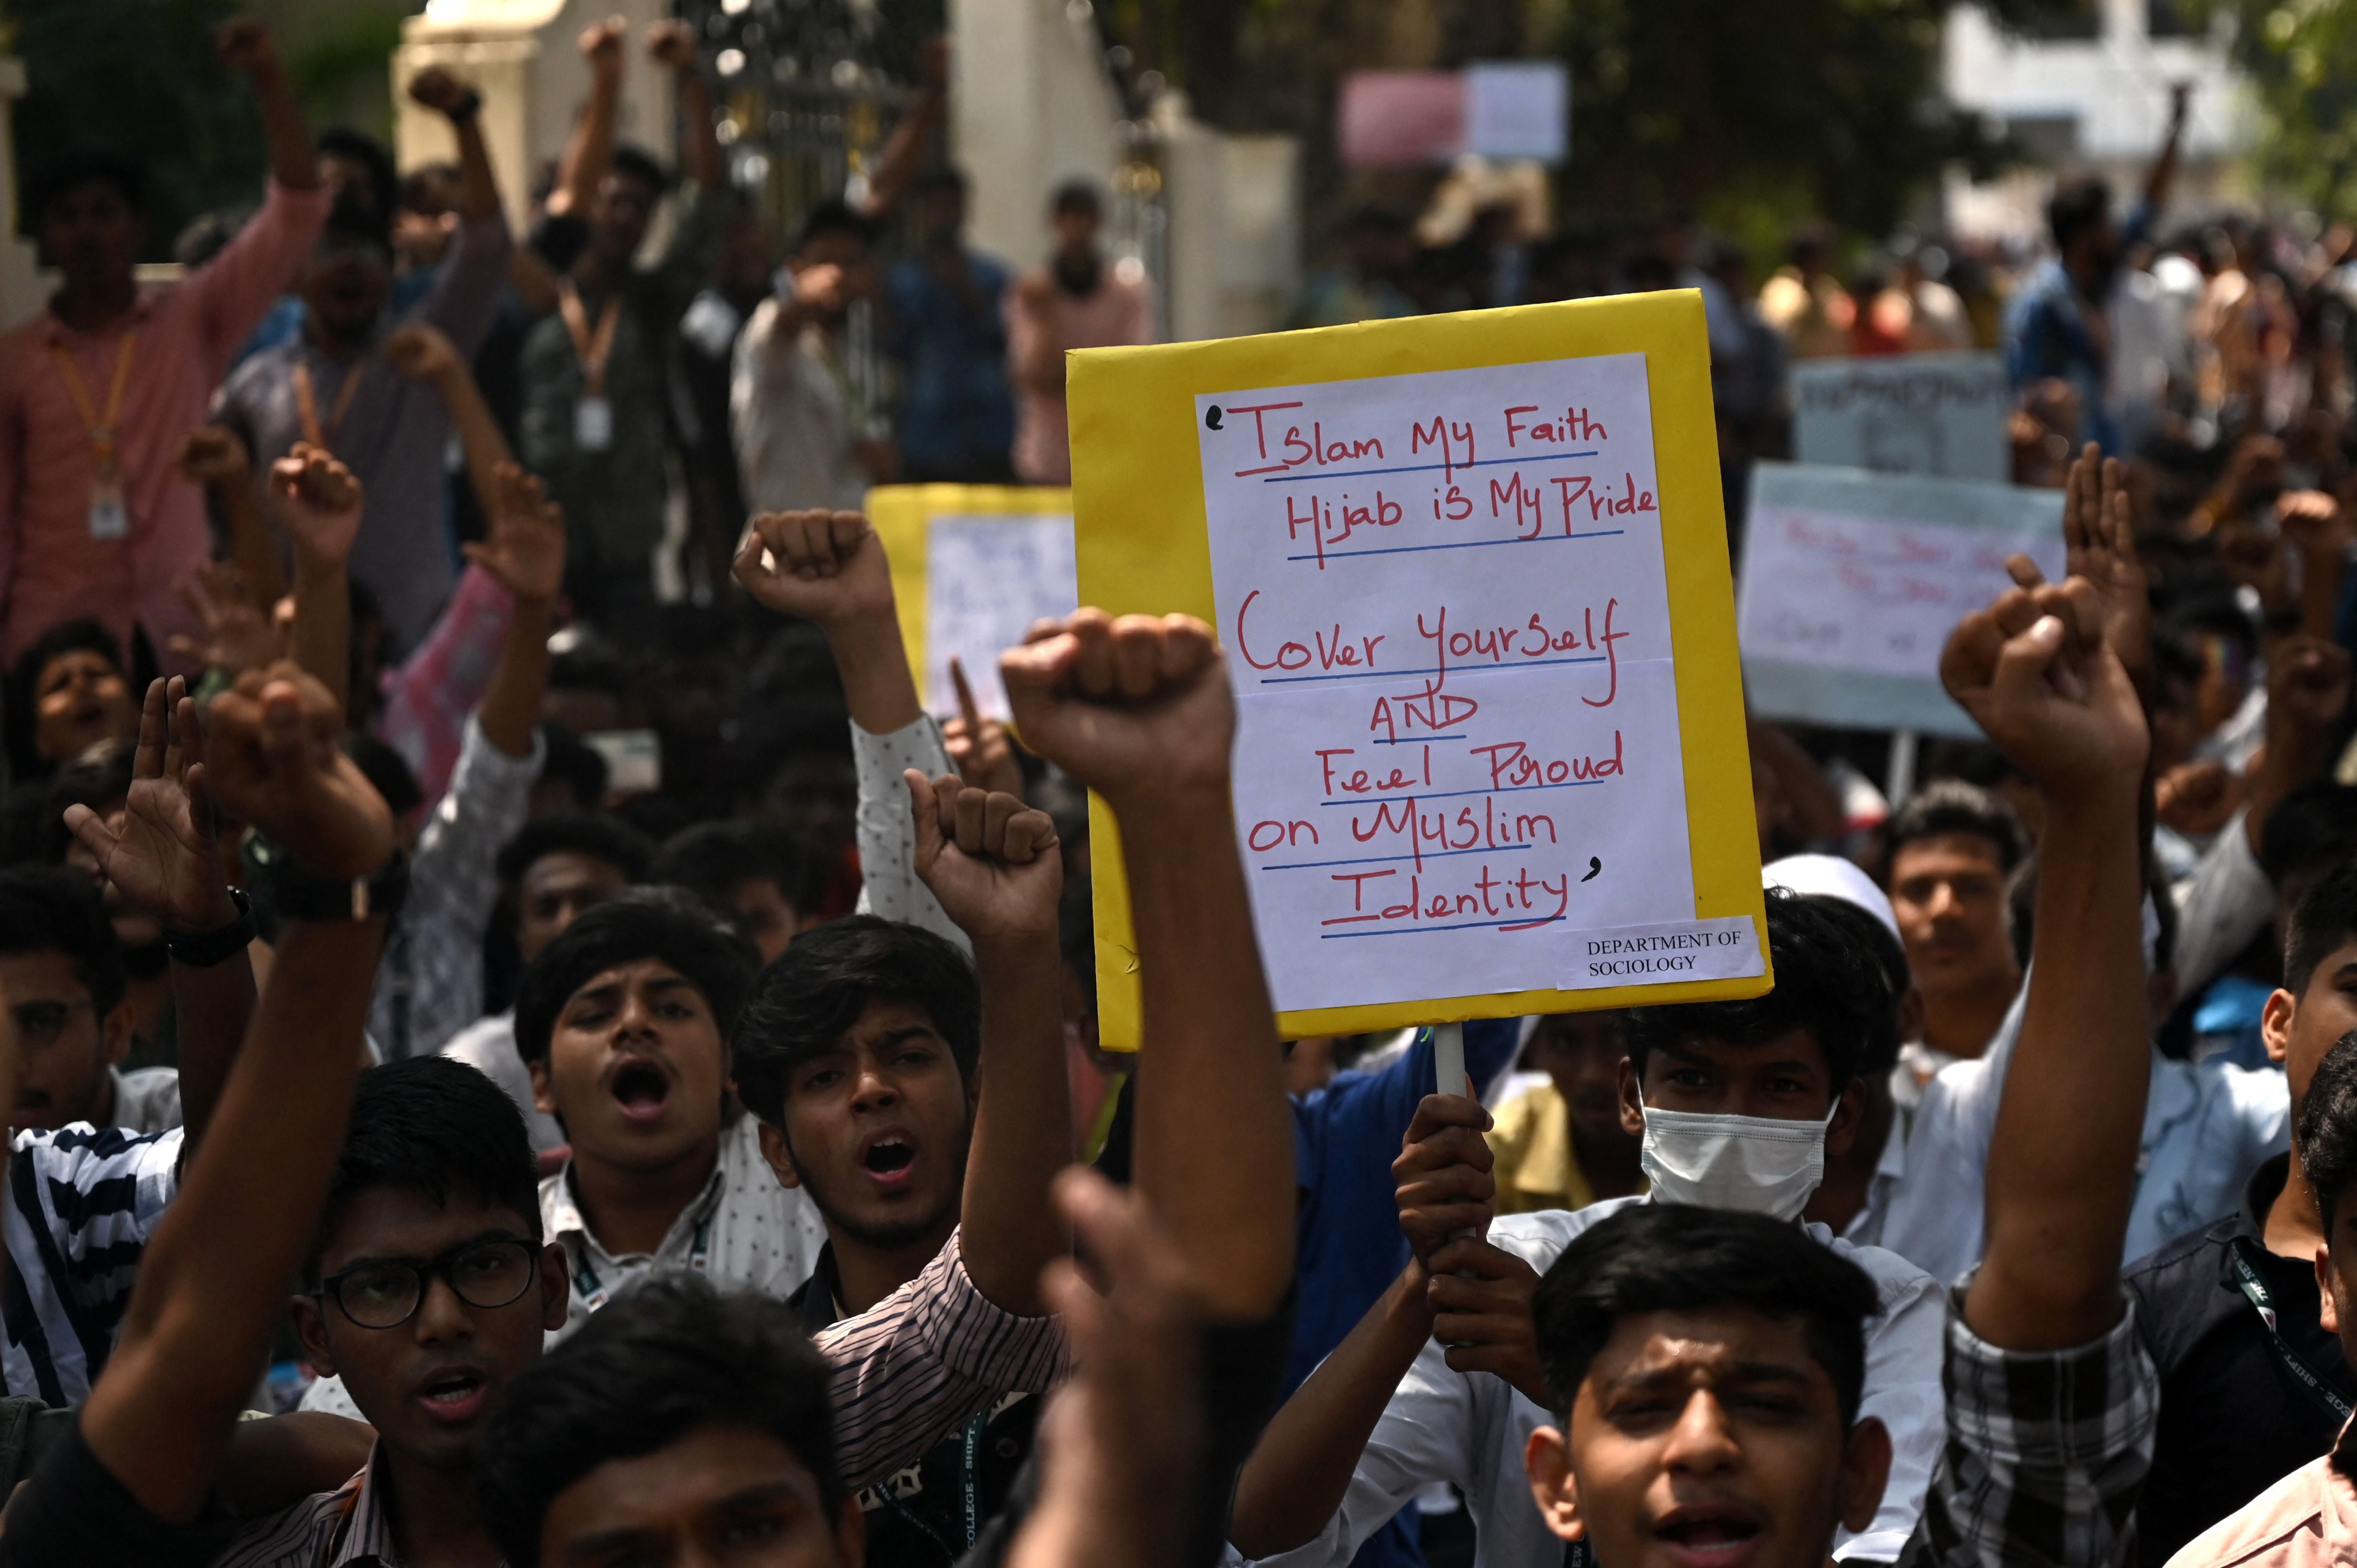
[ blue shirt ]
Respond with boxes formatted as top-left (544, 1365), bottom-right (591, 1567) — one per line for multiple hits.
top-left (884, 250), bottom-right (1016, 475)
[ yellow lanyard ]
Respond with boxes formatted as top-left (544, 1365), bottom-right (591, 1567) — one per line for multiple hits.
top-left (557, 283), bottom-right (622, 396)
top-left (292, 358), bottom-right (365, 452)
top-left (50, 332), bottom-right (137, 469)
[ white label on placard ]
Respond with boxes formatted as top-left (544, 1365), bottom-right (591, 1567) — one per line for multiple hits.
top-left (1196, 351), bottom-right (1696, 1015)
top-left (924, 515), bottom-right (1078, 720)
top-left (1562, 916), bottom-right (1764, 989)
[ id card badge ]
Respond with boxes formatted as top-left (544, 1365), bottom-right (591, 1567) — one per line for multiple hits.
top-left (87, 475), bottom-right (128, 541)
top-left (574, 396), bottom-right (614, 452)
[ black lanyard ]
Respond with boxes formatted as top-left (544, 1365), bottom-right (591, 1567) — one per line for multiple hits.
top-left (2231, 1237), bottom-right (2353, 1423)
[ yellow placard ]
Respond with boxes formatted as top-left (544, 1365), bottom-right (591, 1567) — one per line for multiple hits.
top-left (1068, 291), bottom-right (1769, 1050)
top-left (865, 484), bottom-right (1075, 710)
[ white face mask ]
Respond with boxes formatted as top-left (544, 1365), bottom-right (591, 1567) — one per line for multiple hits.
top-left (1638, 1102), bottom-right (1838, 1222)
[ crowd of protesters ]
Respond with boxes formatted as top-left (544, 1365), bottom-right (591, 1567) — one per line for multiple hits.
top-left (0, 18), bottom-right (2352, 1568)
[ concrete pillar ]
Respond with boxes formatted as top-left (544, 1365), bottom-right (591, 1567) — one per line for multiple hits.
top-left (949, 0), bottom-right (1123, 275)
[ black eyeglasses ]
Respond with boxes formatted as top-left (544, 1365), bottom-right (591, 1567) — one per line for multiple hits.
top-left (316, 1238), bottom-right (540, 1329)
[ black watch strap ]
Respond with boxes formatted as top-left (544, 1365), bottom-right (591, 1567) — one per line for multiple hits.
top-left (256, 843), bottom-right (410, 925)
top-left (163, 888), bottom-right (255, 968)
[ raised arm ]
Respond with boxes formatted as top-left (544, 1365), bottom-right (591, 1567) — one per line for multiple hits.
top-left (2241, 635), bottom-right (2352, 856)
top-left (217, 17), bottom-right (317, 194)
top-left (904, 771), bottom-right (1069, 1313)
top-left (271, 443), bottom-right (361, 711)
top-left (385, 320), bottom-right (516, 551)
top-left (647, 21), bottom-right (723, 194)
top-left (553, 19), bottom-right (625, 220)
top-left (734, 509), bottom-right (964, 947)
top-left (407, 66), bottom-right (499, 223)
top-left (462, 463), bottom-right (565, 759)
top-left (1002, 610), bottom-right (1294, 1320)
top-left (2142, 82), bottom-right (2191, 221)
top-left (1941, 575), bottom-right (2151, 1349)
top-left (856, 36), bottom-right (948, 221)
top-left (75, 662), bottom-right (393, 1523)
top-left (63, 678), bottom-right (254, 1153)
top-left (179, 428), bottom-right (284, 610)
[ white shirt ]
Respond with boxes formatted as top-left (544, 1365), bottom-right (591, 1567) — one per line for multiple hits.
top-left (850, 713), bottom-right (967, 954)
top-left (1240, 1197), bottom-right (1948, 1568)
top-left (730, 300), bottom-right (869, 517)
top-left (439, 1010), bottom-right (563, 1154)
top-left (1841, 1108), bottom-right (1910, 1251)
top-left (108, 1065), bottom-right (181, 1135)
top-left (1880, 983), bottom-right (2288, 1283)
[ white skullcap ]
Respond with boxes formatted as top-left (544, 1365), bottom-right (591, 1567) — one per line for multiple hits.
top-left (1762, 852), bottom-right (1901, 945)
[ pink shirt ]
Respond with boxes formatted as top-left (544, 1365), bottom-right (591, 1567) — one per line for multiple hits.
top-left (1005, 265), bottom-right (1153, 485)
top-left (2166, 1436), bottom-right (2357, 1568)
top-left (0, 180), bottom-right (329, 667)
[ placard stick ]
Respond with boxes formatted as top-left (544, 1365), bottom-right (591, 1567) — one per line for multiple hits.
top-left (1432, 1021), bottom-right (1466, 1101)
top-left (1887, 727), bottom-right (1919, 810)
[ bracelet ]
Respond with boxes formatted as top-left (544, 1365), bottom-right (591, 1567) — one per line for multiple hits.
top-left (164, 888), bottom-right (256, 969)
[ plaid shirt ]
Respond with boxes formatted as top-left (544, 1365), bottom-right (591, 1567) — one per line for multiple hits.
top-left (1901, 1293), bottom-right (2160, 1568)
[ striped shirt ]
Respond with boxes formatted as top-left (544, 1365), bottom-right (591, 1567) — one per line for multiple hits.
top-left (217, 1229), bottom-right (1065, 1565)
top-left (3, 1125), bottom-right (182, 1405)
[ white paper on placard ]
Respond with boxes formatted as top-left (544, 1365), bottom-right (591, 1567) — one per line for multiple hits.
top-left (1465, 61), bottom-right (1569, 163)
top-left (1790, 353), bottom-right (2009, 482)
top-left (1564, 916), bottom-right (1764, 990)
top-left (1195, 352), bottom-right (1698, 1015)
top-left (924, 515), bottom-right (1078, 719)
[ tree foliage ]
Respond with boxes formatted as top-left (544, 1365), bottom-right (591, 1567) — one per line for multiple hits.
top-left (2191, 0), bottom-right (2357, 214)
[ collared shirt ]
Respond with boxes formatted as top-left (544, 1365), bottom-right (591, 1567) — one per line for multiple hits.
top-left (2126, 1154), bottom-right (2354, 1567)
top-left (1882, 984), bottom-right (2288, 1286)
top-left (1241, 1196), bottom-right (1948, 1568)
top-left (109, 1064), bottom-right (182, 1135)
top-left (850, 714), bottom-right (965, 953)
top-left (1004, 268), bottom-right (1153, 486)
top-left (219, 212), bottom-right (513, 650)
top-left (0, 179), bottom-right (329, 666)
top-left (2, 1124), bottom-right (182, 1404)
top-left (368, 715), bottom-right (544, 1060)
top-left (884, 250), bottom-right (1016, 476)
top-left (1900, 1294), bottom-right (2159, 1568)
top-left (543, 1110), bottom-right (828, 1339)
top-left (2164, 1422), bottom-right (2357, 1568)
top-left (210, 1442), bottom-right (412, 1568)
top-left (439, 1010), bottom-right (563, 1153)
top-left (1842, 1107), bottom-right (1911, 1252)
top-left (520, 190), bottom-right (727, 566)
top-left (731, 305), bottom-right (871, 517)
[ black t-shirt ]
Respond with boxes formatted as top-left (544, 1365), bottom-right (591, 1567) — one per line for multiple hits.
top-left (2125, 1152), bottom-right (2356, 1567)
top-left (0, 1418), bottom-right (232, 1568)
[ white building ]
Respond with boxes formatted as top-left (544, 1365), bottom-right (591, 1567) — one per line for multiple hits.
top-left (1941, 0), bottom-right (2253, 244)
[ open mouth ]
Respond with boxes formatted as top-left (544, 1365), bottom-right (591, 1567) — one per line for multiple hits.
top-left (610, 1058), bottom-right (671, 1122)
top-left (1653, 1507), bottom-right (1764, 1567)
top-left (416, 1367), bottom-right (489, 1422)
top-left (859, 1132), bottom-right (919, 1187)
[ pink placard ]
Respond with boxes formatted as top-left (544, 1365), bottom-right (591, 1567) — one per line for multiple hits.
top-left (1338, 71), bottom-right (1465, 167)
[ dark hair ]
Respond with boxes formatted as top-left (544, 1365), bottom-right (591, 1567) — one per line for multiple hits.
top-left (1532, 1203), bottom-right (1877, 1425)
top-left (2261, 786), bottom-right (2357, 891)
top-left (796, 198), bottom-right (878, 254)
top-left (2288, 858), bottom-right (2357, 998)
top-left (910, 166), bottom-right (968, 200)
top-left (39, 740), bottom-right (134, 864)
top-left (536, 724), bottom-right (611, 813)
top-left (307, 1056), bottom-right (541, 1285)
top-left (24, 150), bottom-right (145, 227)
top-left (399, 161), bottom-right (461, 213)
top-left (317, 128), bottom-right (399, 218)
top-left (515, 888), bottom-right (760, 1068)
top-left (1882, 778), bottom-right (2025, 879)
top-left (732, 915), bottom-right (981, 1124)
top-left (347, 734), bottom-right (423, 819)
top-left (651, 821), bottom-right (814, 928)
top-left (2299, 1031), bottom-right (2357, 1232)
top-left (496, 811), bottom-right (654, 889)
top-left (2047, 176), bottom-right (2114, 254)
top-left (0, 865), bottom-right (124, 1017)
top-left (1620, 890), bottom-right (1890, 1097)
top-left (319, 187), bottom-right (394, 258)
top-left (1049, 179), bottom-right (1102, 219)
top-left (608, 144), bottom-right (673, 195)
top-left (479, 1274), bottom-right (840, 1568)
top-left (5, 619), bottom-right (122, 778)
top-left (1799, 896), bottom-right (1908, 1081)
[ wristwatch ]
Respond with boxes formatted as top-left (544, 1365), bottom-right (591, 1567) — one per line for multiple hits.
top-left (163, 888), bottom-right (256, 969)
